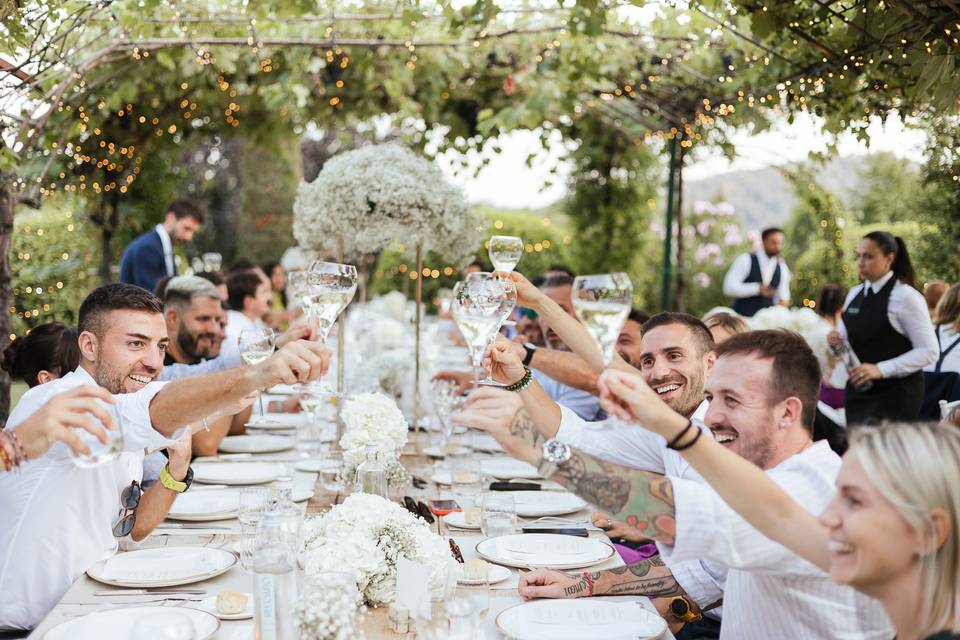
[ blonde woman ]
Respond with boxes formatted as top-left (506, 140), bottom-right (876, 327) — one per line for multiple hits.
top-left (597, 364), bottom-right (960, 640)
top-left (702, 311), bottom-right (749, 344)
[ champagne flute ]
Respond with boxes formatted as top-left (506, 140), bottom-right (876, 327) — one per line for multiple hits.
top-left (466, 273), bottom-right (515, 386)
top-left (488, 235), bottom-right (524, 274)
top-left (452, 276), bottom-right (505, 388)
top-left (239, 327), bottom-right (276, 417)
top-left (306, 261), bottom-right (358, 394)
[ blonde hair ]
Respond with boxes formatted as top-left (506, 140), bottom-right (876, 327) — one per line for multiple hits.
top-left (703, 311), bottom-right (750, 336)
top-left (850, 422), bottom-right (960, 634)
top-left (932, 283), bottom-right (960, 332)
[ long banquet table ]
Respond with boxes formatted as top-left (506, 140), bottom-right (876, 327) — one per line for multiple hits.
top-left (28, 419), bottom-right (675, 640)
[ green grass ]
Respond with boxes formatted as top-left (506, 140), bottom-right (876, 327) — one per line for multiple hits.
top-left (10, 381), bottom-right (28, 408)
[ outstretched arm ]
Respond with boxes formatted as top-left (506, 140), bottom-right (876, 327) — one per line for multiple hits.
top-left (598, 368), bottom-right (831, 572)
top-left (519, 556), bottom-right (688, 600)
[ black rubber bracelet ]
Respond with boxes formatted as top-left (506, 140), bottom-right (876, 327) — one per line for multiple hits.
top-left (666, 419), bottom-right (694, 449)
top-left (672, 426), bottom-right (703, 452)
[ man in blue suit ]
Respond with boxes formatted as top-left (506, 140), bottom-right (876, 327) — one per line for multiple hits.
top-left (119, 201), bottom-right (204, 292)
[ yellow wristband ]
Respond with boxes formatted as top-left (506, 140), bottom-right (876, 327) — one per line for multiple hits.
top-left (159, 463), bottom-right (188, 493)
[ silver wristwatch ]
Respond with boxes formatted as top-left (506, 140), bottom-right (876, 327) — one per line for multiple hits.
top-left (536, 438), bottom-right (572, 478)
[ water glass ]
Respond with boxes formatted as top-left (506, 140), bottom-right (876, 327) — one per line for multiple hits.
top-left (129, 611), bottom-right (196, 639)
top-left (320, 449), bottom-right (345, 493)
top-left (450, 456), bottom-right (482, 498)
top-left (239, 512), bottom-right (264, 572)
top-left (481, 493), bottom-right (517, 538)
top-left (70, 398), bottom-right (124, 468)
top-left (239, 487), bottom-right (269, 519)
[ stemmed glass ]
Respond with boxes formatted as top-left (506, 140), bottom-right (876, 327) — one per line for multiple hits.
top-left (488, 235), bottom-right (524, 274)
top-left (238, 327), bottom-right (276, 417)
top-left (287, 270), bottom-right (310, 316)
top-left (430, 379), bottom-right (461, 448)
top-left (465, 273), bottom-right (515, 386)
top-left (305, 261), bottom-right (358, 393)
top-left (572, 273), bottom-right (633, 427)
top-left (452, 275), bottom-right (507, 388)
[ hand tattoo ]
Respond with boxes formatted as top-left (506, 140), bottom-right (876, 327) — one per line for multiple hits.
top-left (548, 450), bottom-right (677, 544)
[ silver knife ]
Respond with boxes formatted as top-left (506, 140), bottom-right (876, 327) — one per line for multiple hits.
top-left (156, 523), bottom-right (235, 530)
top-left (94, 589), bottom-right (207, 596)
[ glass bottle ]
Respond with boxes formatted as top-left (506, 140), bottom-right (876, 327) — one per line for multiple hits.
top-left (354, 444), bottom-right (387, 497)
top-left (832, 339), bottom-right (873, 391)
top-left (254, 512), bottom-right (298, 640)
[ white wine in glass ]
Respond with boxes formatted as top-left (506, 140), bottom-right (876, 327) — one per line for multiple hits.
top-left (306, 261), bottom-right (358, 342)
top-left (488, 235), bottom-right (524, 273)
top-left (239, 328), bottom-right (276, 416)
top-left (572, 273), bottom-right (633, 367)
top-left (306, 290), bottom-right (355, 338)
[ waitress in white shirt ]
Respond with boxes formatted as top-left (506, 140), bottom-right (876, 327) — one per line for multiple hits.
top-left (835, 232), bottom-right (938, 425)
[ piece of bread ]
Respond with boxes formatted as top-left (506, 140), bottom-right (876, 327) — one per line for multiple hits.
top-left (463, 558), bottom-right (490, 581)
top-left (464, 506), bottom-right (481, 526)
top-left (216, 589), bottom-right (248, 615)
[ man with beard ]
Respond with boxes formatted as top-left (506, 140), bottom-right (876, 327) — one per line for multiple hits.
top-left (460, 331), bottom-right (892, 640)
top-left (456, 312), bottom-right (723, 635)
top-left (157, 276), bottom-right (251, 457)
top-left (723, 227), bottom-right (791, 317)
top-left (0, 283), bottom-right (330, 630)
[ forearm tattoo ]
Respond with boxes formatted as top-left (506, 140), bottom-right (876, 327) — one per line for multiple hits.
top-left (591, 557), bottom-right (687, 598)
top-left (509, 408), bottom-right (543, 448)
top-left (549, 451), bottom-right (677, 544)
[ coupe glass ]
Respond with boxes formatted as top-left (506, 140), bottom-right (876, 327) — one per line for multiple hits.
top-left (571, 273), bottom-right (633, 368)
top-left (453, 274), bottom-right (508, 388)
top-left (488, 235), bottom-right (524, 274)
top-left (238, 327), bottom-right (276, 416)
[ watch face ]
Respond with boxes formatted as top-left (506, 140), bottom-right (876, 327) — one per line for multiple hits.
top-left (670, 598), bottom-right (689, 617)
top-left (543, 439), bottom-right (570, 464)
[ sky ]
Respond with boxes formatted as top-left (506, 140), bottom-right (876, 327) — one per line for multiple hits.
top-left (435, 112), bottom-right (929, 210)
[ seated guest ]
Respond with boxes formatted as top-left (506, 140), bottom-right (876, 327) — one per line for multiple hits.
top-left (814, 284), bottom-right (848, 410)
top-left (1, 386), bottom-right (117, 471)
top-left (464, 330), bottom-right (892, 639)
top-left (262, 261), bottom-right (291, 331)
top-left (926, 283), bottom-right (960, 376)
top-left (925, 280), bottom-right (949, 319)
top-left (0, 283), bottom-right (330, 630)
top-left (597, 363), bottom-right (960, 639)
top-left (160, 276), bottom-right (252, 456)
top-left (195, 270), bottom-right (228, 302)
top-left (614, 308), bottom-right (648, 367)
top-left (2, 322), bottom-right (79, 387)
top-left (221, 269), bottom-right (273, 363)
top-left (702, 312), bottom-right (749, 345)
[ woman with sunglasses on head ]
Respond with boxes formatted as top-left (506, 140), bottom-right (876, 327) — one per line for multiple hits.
top-left (598, 367), bottom-right (960, 640)
top-left (829, 232), bottom-right (938, 425)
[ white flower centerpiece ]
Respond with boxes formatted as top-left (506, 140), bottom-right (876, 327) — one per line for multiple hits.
top-left (296, 574), bottom-right (365, 640)
top-left (339, 392), bottom-right (410, 488)
top-left (292, 143), bottom-right (486, 265)
top-left (301, 493), bottom-right (455, 606)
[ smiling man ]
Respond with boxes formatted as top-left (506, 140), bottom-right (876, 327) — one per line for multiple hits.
top-left (0, 283), bottom-right (330, 630)
top-left (461, 331), bottom-right (892, 640)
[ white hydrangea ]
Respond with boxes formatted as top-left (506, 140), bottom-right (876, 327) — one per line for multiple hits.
top-left (292, 143), bottom-right (487, 266)
top-left (301, 493), bottom-right (454, 606)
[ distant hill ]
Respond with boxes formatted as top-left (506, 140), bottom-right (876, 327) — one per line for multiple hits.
top-left (683, 156), bottom-right (869, 230)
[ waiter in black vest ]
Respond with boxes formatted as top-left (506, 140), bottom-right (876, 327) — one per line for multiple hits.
top-left (723, 227), bottom-right (791, 317)
top-left (829, 231), bottom-right (938, 425)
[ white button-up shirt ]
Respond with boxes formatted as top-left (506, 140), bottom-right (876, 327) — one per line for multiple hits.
top-left (532, 370), bottom-right (603, 421)
top-left (925, 324), bottom-right (960, 375)
top-left (722, 252), bottom-right (792, 304)
top-left (0, 368), bottom-right (171, 630)
top-left (661, 440), bottom-right (892, 639)
top-left (222, 309), bottom-right (265, 365)
top-left (838, 271), bottom-right (938, 378)
top-left (154, 224), bottom-right (175, 278)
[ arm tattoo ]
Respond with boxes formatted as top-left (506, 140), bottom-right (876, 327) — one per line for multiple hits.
top-left (590, 557), bottom-right (688, 598)
top-left (563, 574), bottom-right (591, 597)
top-left (509, 408), bottom-right (543, 448)
top-left (549, 450), bottom-right (677, 544)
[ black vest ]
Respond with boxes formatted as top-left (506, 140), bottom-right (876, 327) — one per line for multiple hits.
top-left (731, 253), bottom-right (781, 317)
top-left (842, 277), bottom-right (912, 365)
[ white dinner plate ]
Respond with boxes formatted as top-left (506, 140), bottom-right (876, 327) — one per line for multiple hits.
top-left (292, 486), bottom-right (315, 503)
top-left (458, 563), bottom-right (512, 585)
top-left (293, 458), bottom-right (340, 473)
top-left (476, 534), bottom-right (614, 570)
top-left (197, 592), bottom-right (255, 620)
top-left (245, 413), bottom-right (305, 430)
top-left (430, 471), bottom-right (452, 485)
top-left (442, 511), bottom-right (480, 530)
top-left (87, 547), bottom-right (236, 587)
top-left (469, 434), bottom-right (504, 453)
top-left (481, 458), bottom-right (542, 480)
top-left (192, 461), bottom-right (286, 485)
top-left (218, 435), bottom-right (295, 454)
top-left (510, 491), bottom-right (586, 517)
top-left (168, 488), bottom-right (239, 521)
top-left (495, 599), bottom-right (667, 640)
top-left (422, 445), bottom-right (470, 458)
top-left (44, 606), bottom-right (220, 640)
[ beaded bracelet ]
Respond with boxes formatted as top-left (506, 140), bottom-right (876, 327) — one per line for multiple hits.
top-left (0, 432), bottom-right (16, 472)
top-left (505, 366), bottom-right (534, 393)
top-left (7, 429), bottom-right (25, 465)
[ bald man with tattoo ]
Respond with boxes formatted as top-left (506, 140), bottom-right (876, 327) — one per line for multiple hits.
top-left (455, 330), bottom-right (892, 640)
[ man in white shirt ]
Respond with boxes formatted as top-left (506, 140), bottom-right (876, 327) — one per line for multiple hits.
top-left (722, 227), bottom-right (791, 317)
top-left (0, 283), bottom-right (330, 630)
top-left (466, 330), bottom-right (892, 640)
top-left (221, 268), bottom-right (273, 363)
top-left (118, 201), bottom-right (203, 293)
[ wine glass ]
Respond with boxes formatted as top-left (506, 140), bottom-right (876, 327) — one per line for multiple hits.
top-left (465, 273), bottom-right (514, 386)
top-left (571, 273), bottom-right (633, 368)
top-left (430, 379), bottom-right (460, 447)
top-left (70, 400), bottom-right (124, 468)
top-left (239, 327), bottom-right (276, 417)
top-left (287, 270), bottom-right (310, 315)
top-left (452, 276), bottom-right (506, 388)
top-left (201, 252), bottom-right (222, 273)
top-left (306, 261), bottom-right (358, 343)
top-left (488, 235), bottom-right (524, 274)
